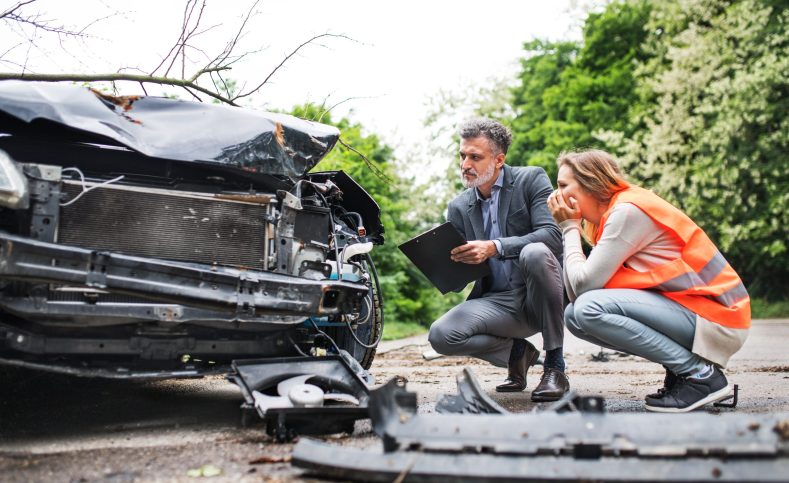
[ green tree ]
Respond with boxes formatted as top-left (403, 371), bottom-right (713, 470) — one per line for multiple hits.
top-left (611, 0), bottom-right (789, 299)
top-left (434, 0), bottom-right (787, 304)
top-left (509, 39), bottom-right (579, 178)
top-left (509, 1), bottom-right (652, 180)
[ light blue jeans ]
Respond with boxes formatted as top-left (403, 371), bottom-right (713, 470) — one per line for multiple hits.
top-left (565, 289), bottom-right (706, 375)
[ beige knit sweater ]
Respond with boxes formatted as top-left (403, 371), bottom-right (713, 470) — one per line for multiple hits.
top-left (560, 203), bottom-right (748, 367)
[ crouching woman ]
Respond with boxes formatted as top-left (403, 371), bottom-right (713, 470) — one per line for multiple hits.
top-left (547, 150), bottom-right (749, 412)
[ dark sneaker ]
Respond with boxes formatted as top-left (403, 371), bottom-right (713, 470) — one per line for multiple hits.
top-left (645, 367), bottom-right (678, 400)
top-left (644, 366), bottom-right (731, 413)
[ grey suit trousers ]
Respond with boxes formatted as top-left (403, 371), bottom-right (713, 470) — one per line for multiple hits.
top-left (428, 242), bottom-right (565, 368)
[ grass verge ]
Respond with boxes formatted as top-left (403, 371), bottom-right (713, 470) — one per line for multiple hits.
top-left (751, 298), bottom-right (789, 319)
top-left (382, 321), bottom-right (427, 341)
top-left (378, 299), bottom-right (788, 342)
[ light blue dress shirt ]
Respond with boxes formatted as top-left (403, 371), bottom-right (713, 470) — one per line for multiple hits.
top-left (476, 170), bottom-right (522, 292)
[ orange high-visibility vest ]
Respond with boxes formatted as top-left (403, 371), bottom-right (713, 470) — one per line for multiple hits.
top-left (595, 186), bottom-right (751, 329)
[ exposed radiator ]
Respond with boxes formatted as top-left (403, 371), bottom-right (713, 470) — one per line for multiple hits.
top-left (57, 182), bottom-right (270, 270)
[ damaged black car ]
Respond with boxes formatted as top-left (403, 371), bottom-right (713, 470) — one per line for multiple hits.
top-left (0, 81), bottom-right (384, 378)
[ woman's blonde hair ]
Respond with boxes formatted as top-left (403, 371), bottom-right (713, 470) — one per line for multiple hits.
top-left (556, 149), bottom-right (629, 244)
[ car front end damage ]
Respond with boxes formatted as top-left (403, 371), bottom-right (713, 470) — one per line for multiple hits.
top-left (0, 81), bottom-right (384, 377)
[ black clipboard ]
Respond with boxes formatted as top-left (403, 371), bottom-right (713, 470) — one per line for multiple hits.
top-left (398, 222), bottom-right (491, 294)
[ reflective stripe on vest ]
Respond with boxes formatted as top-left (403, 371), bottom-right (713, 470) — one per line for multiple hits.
top-left (595, 186), bottom-right (751, 329)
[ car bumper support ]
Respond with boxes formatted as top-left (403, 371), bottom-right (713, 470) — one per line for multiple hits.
top-left (0, 231), bottom-right (368, 316)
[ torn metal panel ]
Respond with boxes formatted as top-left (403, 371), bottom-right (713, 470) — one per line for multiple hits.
top-left (367, 376), bottom-right (416, 442)
top-left (292, 372), bottom-right (789, 482)
top-left (436, 368), bottom-right (507, 415)
top-left (231, 356), bottom-right (370, 441)
top-left (0, 231), bottom-right (368, 317)
top-left (0, 81), bottom-right (339, 179)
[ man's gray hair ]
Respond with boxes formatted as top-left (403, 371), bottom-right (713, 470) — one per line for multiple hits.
top-left (459, 118), bottom-right (513, 155)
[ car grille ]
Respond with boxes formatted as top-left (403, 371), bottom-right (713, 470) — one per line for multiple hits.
top-left (58, 183), bottom-right (270, 270)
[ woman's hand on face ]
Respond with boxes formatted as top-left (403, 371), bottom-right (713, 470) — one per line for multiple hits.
top-left (547, 189), bottom-right (581, 223)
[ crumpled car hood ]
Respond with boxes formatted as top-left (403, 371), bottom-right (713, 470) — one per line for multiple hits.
top-left (0, 81), bottom-right (340, 179)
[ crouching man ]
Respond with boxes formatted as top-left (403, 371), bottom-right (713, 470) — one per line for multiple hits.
top-left (428, 118), bottom-right (569, 401)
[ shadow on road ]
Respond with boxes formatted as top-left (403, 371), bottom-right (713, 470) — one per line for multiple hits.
top-left (0, 366), bottom-right (243, 442)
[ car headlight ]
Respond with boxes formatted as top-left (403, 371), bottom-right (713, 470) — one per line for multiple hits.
top-left (0, 149), bottom-right (29, 209)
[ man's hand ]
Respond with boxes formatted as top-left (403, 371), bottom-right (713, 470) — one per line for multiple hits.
top-left (451, 240), bottom-right (497, 264)
top-left (547, 189), bottom-right (581, 224)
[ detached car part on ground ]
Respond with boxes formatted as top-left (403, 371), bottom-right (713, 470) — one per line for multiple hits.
top-left (293, 370), bottom-right (789, 482)
top-left (231, 355), bottom-right (371, 442)
top-left (0, 81), bottom-right (384, 378)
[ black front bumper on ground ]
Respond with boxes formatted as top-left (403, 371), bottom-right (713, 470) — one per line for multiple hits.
top-left (292, 372), bottom-right (789, 482)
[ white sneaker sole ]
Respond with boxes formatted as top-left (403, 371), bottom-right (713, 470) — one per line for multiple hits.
top-left (644, 384), bottom-right (733, 413)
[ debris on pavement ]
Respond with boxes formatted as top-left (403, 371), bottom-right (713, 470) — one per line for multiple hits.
top-left (435, 368), bottom-right (507, 414)
top-left (249, 455), bottom-right (292, 465)
top-left (775, 419), bottom-right (789, 440)
top-left (293, 370), bottom-right (789, 482)
top-left (186, 464), bottom-right (222, 478)
top-left (421, 348), bottom-right (443, 361)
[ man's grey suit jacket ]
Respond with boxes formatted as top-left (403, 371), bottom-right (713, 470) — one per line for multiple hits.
top-left (446, 164), bottom-right (562, 300)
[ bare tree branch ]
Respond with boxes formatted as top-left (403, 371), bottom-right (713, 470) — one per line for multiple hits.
top-left (0, 1), bottom-right (36, 19)
top-left (2, 1), bottom-right (356, 111)
top-left (210, 71), bottom-right (233, 99)
top-left (337, 138), bottom-right (391, 183)
top-left (150, 0), bottom-right (201, 76)
top-left (0, 72), bottom-right (237, 105)
top-left (186, 65), bottom-right (229, 82)
top-left (164, 0), bottom-right (205, 78)
top-left (208, 0), bottom-right (260, 69)
top-left (116, 65), bottom-right (148, 75)
top-left (181, 85), bottom-right (202, 102)
top-left (0, 58), bottom-right (27, 70)
top-left (1, 0), bottom-right (117, 76)
top-left (232, 33), bottom-right (355, 102)
top-left (1, 1), bottom-right (381, 180)
top-left (75, 11), bottom-right (118, 36)
top-left (317, 95), bottom-right (375, 123)
top-left (1, 1), bottom-right (91, 38)
top-left (0, 42), bottom-right (24, 60)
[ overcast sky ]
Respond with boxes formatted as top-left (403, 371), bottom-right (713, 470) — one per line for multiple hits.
top-left (2, 0), bottom-right (587, 163)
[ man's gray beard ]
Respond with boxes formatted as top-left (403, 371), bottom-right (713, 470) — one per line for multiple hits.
top-left (461, 162), bottom-right (496, 189)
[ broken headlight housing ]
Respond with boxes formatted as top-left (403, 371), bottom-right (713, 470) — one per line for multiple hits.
top-left (0, 149), bottom-right (28, 209)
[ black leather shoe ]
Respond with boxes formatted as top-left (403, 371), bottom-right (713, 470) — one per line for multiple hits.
top-left (530, 367), bottom-right (570, 402)
top-left (495, 339), bottom-right (539, 393)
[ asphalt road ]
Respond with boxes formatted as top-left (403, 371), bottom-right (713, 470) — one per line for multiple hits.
top-left (1, 319), bottom-right (788, 482)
